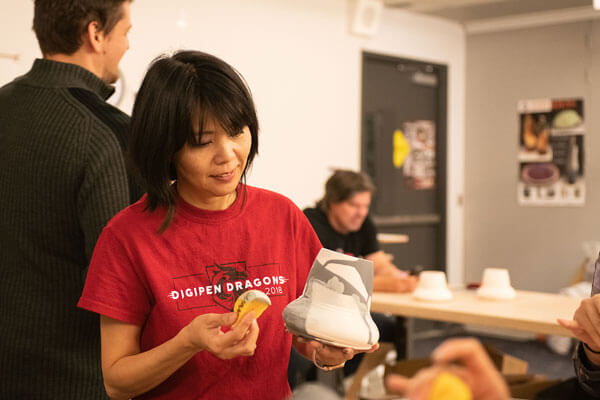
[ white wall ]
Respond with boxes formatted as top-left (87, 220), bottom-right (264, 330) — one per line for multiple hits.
top-left (0, 0), bottom-right (465, 282)
top-left (465, 20), bottom-right (600, 292)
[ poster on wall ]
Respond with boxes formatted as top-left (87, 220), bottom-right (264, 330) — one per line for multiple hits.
top-left (517, 98), bottom-right (585, 206)
top-left (402, 120), bottom-right (436, 190)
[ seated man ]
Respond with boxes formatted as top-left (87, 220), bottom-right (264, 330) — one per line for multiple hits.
top-left (303, 169), bottom-right (417, 295)
top-left (289, 170), bottom-right (417, 389)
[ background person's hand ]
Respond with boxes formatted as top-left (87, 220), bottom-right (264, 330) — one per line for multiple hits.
top-left (374, 274), bottom-right (418, 293)
top-left (558, 294), bottom-right (600, 351)
top-left (385, 338), bottom-right (509, 400)
top-left (396, 274), bottom-right (418, 292)
top-left (184, 311), bottom-right (259, 359)
top-left (387, 364), bottom-right (464, 400)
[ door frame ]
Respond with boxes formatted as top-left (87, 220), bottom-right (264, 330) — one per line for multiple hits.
top-left (360, 51), bottom-right (448, 274)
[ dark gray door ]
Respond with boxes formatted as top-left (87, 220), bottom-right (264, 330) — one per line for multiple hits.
top-left (361, 52), bottom-right (447, 272)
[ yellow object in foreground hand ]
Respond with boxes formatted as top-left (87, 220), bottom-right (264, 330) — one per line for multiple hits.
top-left (428, 372), bottom-right (472, 400)
top-left (233, 290), bottom-right (271, 327)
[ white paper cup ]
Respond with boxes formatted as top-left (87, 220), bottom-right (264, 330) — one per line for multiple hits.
top-left (413, 271), bottom-right (452, 301)
top-left (477, 268), bottom-right (516, 300)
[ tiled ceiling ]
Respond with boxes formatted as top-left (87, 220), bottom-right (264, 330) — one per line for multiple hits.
top-left (383, 0), bottom-right (594, 23)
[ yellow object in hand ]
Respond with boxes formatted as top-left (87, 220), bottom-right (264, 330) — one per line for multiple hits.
top-left (428, 372), bottom-right (472, 400)
top-left (233, 290), bottom-right (271, 327)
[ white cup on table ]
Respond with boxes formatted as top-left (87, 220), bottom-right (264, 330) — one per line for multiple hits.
top-left (477, 268), bottom-right (516, 300)
top-left (412, 270), bottom-right (453, 301)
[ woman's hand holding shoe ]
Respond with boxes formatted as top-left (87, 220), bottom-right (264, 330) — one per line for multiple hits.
top-left (294, 336), bottom-right (379, 370)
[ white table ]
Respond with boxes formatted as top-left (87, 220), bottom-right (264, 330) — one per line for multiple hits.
top-left (347, 289), bottom-right (579, 399)
top-left (371, 288), bottom-right (581, 337)
top-left (346, 289), bottom-right (579, 399)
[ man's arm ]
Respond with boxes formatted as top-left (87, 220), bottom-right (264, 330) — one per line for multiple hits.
top-left (365, 251), bottom-right (418, 293)
top-left (77, 127), bottom-right (129, 264)
top-left (365, 250), bottom-right (401, 276)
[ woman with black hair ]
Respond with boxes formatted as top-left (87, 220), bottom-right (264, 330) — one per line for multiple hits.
top-left (78, 51), bottom-right (374, 399)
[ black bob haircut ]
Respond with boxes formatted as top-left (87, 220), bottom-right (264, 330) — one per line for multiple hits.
top-left (129, 50), bottom-right (259, 231)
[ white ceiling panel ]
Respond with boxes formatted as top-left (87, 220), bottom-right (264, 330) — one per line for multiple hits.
top-left (384, 0), bottom-right (594, 23)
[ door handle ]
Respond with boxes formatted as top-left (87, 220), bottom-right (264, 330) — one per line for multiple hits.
top-left (372, 214), bottom-right (441, 226)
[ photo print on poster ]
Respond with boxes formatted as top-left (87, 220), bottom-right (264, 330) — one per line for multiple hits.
top-left (402, 120), bottom-right (436, 190)
top-left (517, 98), bottom-right (585, 206)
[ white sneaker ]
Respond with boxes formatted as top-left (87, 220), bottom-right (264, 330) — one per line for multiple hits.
top-left (283, 248), bottom-right (380, 350)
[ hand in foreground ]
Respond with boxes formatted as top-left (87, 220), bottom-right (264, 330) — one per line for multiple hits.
top-left (294, 336), bottom-right (379, 367)
top-left (385, 338), bottom-right (509, 400)
top-left (184, 311), bottom-right (259, 359)
top-left (558, 294), bottom-right (600, 352)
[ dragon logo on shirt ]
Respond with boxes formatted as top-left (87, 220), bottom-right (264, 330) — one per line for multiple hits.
top-left (206, 262), bottom-right (248, 311)
top-left (168, 261), bottom-right (287, 312)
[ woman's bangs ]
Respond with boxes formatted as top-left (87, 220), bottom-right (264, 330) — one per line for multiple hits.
top-left (193, 97), bottom-right (249, 141)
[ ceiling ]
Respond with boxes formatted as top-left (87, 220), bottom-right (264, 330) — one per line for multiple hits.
top-left (383, 0), bottom-right (594, 24)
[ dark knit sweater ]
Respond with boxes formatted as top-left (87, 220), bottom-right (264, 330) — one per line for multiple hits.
top-left (0, 59), bottom-right (140, 399)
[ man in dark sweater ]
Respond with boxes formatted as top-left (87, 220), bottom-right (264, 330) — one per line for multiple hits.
top-left (0, 1), bottom-right (142, 398)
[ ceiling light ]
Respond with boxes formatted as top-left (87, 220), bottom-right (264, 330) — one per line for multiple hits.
top-left (176, 8), bottom-right (188, 29)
